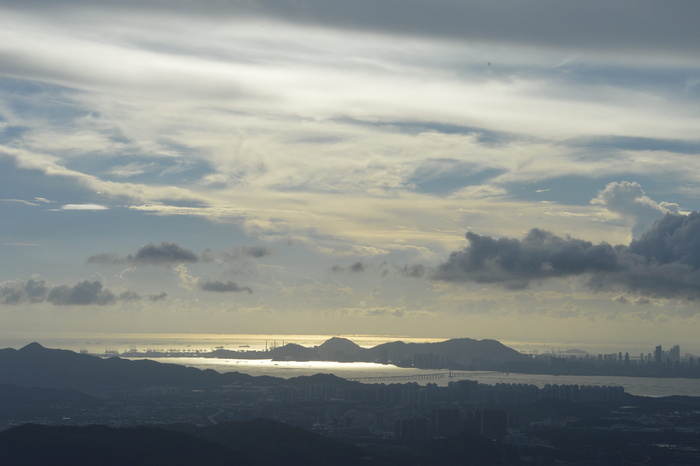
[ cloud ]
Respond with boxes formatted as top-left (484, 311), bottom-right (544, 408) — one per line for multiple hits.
top-left (331, 261), bottom-right (367, 273)
top-left (58, 204), bottom-right (109, 211)
top-left (349, 261), bottom-right (365, 273)
top-left (89, 243), bottom-right (270, 267)
top-left (0, 278), bottom-right (49, 304)
top-left (200, 280), bottom-right (253, 293)
top-left (6, 0), bottom-right (695, 61)
top-left (591, 181), bottom-right (681, 238)
top-left (86, 253), bottom-right (124, 265)
top-left (47, 280), bottom-right (116, 306)
top-left (0, 278), bottom-right (163, 306)
top-left (400, 264), bottom-right (427, 278)
top-left (116, 290), bottom-right (168, 302)
top-left (1, 198), bottom-right (40, 206)
top-left (109, 162), bottom-right (153, 178)
top-left (218, 245), bottom-right (274, 262)
top-left (128, 242), bottom-right (199, 265)
top-left (149, 291), bottom-right (168, 301)
top-left (240, 245), bottom-right (273, 258)
top-left (118, 291), bottom-right (141, 302)
top-left (435, 212), bottom-right (700, 300)
top-left (173, 264), bottom-right (199, 290)
top-left (87, 242), bottom-right (199, 266)
top-left (628, 212), bottom-right (700, 267)
top-left (434, 229), bottom-right (619, 286)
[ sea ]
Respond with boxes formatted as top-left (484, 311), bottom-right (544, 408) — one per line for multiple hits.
top-left (2, 333), bottom-right (699, 398)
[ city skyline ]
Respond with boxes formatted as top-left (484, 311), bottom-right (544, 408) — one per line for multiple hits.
top-left (1, 1), bottom-right (700, 349)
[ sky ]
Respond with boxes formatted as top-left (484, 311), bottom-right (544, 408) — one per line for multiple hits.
top-left (1, 0), bottom-right (700, 351)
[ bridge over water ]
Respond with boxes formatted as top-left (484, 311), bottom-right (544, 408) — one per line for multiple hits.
top-left (345, 371), bottom-right (505, 383)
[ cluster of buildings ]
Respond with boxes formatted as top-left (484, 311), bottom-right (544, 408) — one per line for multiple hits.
top-left (502, 343), bottom-right (700, 378)
top-left (228, 378), bottom-right (625, 440)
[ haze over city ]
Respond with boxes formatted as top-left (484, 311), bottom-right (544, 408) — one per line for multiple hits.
top-left (2, 0), bottom-right (700, 350)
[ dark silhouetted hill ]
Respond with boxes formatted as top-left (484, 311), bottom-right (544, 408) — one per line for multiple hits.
top-left (317, 337), bottom-right (363, 360)
top-left (0, 423), bottom-right (255, 466)
top-left (268, 343), bottom-right (316, 361)
top-left (416, 431), bottom-right (520, 465)
top-left (196, 418), bottom-right (383, 465)
top-left (1, 420), bottom-right (395, 466)
top-left (364, 338), bottom-right (526, 366)
top-left (260, 337), bottom-right (525, 368)
top-left (0, 383), bottom-right (101, 416)
top-left (0, 337), bottom-right (526, 394)
top-left (0, 343), bottom-right (280, 393)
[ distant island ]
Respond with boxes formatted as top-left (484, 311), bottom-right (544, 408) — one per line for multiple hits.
top-left (109, 337), bottom-right (527, 369)
top-left (212, 337), bottom-right (527, 368)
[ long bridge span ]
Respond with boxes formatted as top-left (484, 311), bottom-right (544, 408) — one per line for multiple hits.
top-left (345, 371), bottom-right (505, 383)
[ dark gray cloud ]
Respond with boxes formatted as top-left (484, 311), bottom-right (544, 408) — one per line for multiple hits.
top-left (47, 280), bottom-right (116, 306)
top-left (241, 245), bottom-right (273, 258)
top-left (0, 278), bottom-right (165, 306)
top-left (587, 212), bottom-right (700, 299)
top-left (88, 243), bottom-right (199, 266)
top-left (400, 264), bottom-right (426, 278)
top-left (331, 261), bottom-right (367, 274)
top-left (128, 242), bottom-right (199, 265)
top-left (90, 243), bottom-right (270, 266)
top-left (349, 262), bottom-right (365, 273)
top-left (116, 291), bottom-right (168, 302)
top-left (200, 280), bottom-right (253, 293)
top-left (218, 245), bottom-right (274, 262)
top-left (118, 291), bottom-right (141, 302)
top-left (331, 261), bottom-right (428, 279)
top-left (435, 228), bottom-right (619, 285)
top-left (149, 291), bottom-right (168, 301)
top-left (628, 212), bottom-right (700, 267)
top-left (86, 253), bottom-right (124, 265)
top-left (435, 213), bottom-right (700, 300)
top-left (0, 278), bottom-right (49, 304)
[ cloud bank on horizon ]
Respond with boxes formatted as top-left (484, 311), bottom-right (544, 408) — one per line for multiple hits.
top-left (1, 1), bottom-right (699, 345)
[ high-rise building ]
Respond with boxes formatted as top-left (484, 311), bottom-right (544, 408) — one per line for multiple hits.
top-left (669, 345), bottom-right (680, 363)
top-left (654, 345), bottom-right (663, 364)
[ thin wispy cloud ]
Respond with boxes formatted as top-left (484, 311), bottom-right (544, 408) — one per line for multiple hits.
top-left (58, 204), bottom-right (109, 211)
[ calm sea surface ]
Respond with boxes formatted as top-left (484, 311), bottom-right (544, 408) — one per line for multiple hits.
top-left (3, 333), bottom-right (699, 398)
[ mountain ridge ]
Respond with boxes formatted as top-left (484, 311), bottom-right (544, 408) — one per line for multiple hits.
top-left (264, 336), bottom-right (527, 368)
top-left (0, 343), bottom-right (281, 393)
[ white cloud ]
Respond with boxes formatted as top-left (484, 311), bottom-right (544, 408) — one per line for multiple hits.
top-left (59, 204), bottom-right (109, 211)
top-left (591, 181), bottom-right (682, 238)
